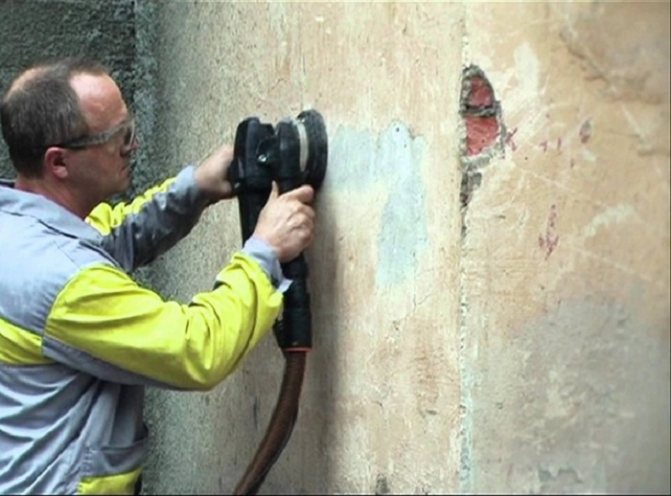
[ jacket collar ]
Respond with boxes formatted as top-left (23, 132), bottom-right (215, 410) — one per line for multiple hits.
top-left (0, 179), bottom-right (102, 243)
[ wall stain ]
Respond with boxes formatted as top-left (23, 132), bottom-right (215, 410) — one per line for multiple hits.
top-left (374, 474), bottom-right (390, 495)
top-left (538, 204), bottom-right (559, 260)
top-left (579, 119), bottom-right (592, 144)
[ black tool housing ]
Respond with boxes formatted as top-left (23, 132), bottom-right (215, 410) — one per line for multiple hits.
top-left (228, 110), bottom-right (327, 350)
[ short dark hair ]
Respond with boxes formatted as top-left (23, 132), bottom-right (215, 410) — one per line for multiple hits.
top-left (0, 57), bottom-right (109, 176)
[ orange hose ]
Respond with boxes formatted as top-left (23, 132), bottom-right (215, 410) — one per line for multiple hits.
top-left (233, 351), bottom-right (306, 495)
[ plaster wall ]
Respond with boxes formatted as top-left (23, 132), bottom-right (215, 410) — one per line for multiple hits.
top-left (0, 1), bottom-right (668, 494)
top-left (138, 2), bottom-right (669, 494)
top-left (459, 3), bottom-right (669, 493)
top-left (138, 2), bottom-right (464, 494)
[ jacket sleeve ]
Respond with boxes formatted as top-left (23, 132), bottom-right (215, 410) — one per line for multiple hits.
top-left (85, 166), bottom-right (209, 272)
top-left (42, 253), bottom-right (282, 390)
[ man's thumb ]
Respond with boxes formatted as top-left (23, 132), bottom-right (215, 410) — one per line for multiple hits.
top-left (269, 181), bottom-right (280, 200)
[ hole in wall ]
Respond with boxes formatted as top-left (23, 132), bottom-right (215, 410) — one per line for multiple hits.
top-left (458, 65), bottom-right (504, 222)
top-left (460, 65), bottom-right (502, 157)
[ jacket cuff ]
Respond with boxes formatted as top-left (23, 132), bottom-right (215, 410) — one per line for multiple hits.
top-left (242, 237), bottom-right (292, 293)
top-left (182, 164), bottom-right (214, 208)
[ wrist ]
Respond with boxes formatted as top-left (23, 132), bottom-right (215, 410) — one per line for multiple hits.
top-left (242, 237), bottom-right (292, 292)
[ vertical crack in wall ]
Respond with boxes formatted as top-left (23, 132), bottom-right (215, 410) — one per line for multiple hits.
top-left (456, 15), bottom-right (474, 492)
top-left (457, 27), bottom-right (506, 493)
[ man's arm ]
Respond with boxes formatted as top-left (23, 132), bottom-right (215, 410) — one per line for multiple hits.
top-left (86, 166), bottom-right (210, 272)
top-left (42, 251), bottom-right (282, 390)
top-left (85, 145), bottom-right (235, 273)
top-left (45, 158), bottom-right (316, 389)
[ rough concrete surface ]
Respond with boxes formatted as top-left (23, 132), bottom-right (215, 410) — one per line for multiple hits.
top-left (0, 1), bottom-right (668, 494)
top-left (0, 0), bottom-right (136, 179)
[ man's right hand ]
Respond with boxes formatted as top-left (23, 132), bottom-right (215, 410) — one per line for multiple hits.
top-left (252, 182), bottom-right (316, 262)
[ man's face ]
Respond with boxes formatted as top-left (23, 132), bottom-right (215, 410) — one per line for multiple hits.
top-left (67, 73), bottom-right (137, 201)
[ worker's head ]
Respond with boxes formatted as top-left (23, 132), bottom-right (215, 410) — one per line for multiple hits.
top-left (1, 57), bottom-right (137, 200)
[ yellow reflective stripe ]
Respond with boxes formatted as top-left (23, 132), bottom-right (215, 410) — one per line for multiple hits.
top-left (45, 255), bottom-right (282, 389)
top-left (77, 466), bottom-right (141, 495)
top-left (85, 177), bottom-right (177, 235)
top-left (0, 317), bottom-right (52, 365)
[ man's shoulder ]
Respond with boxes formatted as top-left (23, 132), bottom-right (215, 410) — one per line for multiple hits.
top-left (0, 219), bottom-right (110, 333)
top-left (1, 210), bottom-right (114, 283)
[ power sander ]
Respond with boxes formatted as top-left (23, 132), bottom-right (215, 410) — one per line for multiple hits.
top-left (227, 110), bottom-right (328, 494)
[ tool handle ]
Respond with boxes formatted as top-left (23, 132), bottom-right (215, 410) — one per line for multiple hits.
top-left (274, 255), bottom-right (311, 351)
top-left (271, 175), bottom-right (312, 351)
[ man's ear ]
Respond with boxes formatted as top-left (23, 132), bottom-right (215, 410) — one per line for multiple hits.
top-left (43, 147), bottom-right (69, 180)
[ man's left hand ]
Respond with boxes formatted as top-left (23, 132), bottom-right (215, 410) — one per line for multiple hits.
top-left (194, 144), bottom-right (234, 201)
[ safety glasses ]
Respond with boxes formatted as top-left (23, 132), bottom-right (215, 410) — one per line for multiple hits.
top-left (52, 116), bottom-right (136, 153)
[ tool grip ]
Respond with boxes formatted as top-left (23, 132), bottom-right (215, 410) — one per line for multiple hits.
top-left (237, 191), bottom-right (267, 243)
top-left (272, 174), bottom-right (313, 351)
top-left (274, 255), bottom-right (311, 350)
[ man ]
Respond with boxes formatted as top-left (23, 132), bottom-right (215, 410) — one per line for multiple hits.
top-left (0, 57), bottom-right (316, 494)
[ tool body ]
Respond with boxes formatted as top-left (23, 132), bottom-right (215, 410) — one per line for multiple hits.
top-left (227, 110), bottom-right (327, 494)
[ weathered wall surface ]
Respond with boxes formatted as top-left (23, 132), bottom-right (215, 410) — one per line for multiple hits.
top-left (459, 3), bottom-right (670, 493)
top-left (138, 2), bottom-right (669, 494)
top-left (0, 0), bottom-right (136, 179)
top-left (0, 1), bottom-right (667, 494)
top-left (137, 2), bottom-right (464, 494)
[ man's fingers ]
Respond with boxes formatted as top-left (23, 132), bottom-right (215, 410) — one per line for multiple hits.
top-left (268, 181), bottom-right (280, 201)
top-left (299, 203), bottom-right (316, 222)
top-left (282, 184), bottom-right (314, 204)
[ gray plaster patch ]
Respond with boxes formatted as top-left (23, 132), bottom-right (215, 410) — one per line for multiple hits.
top-left (327, 125), bottom-right (385, 191)
top-left (375, 123), bottom-right (428, 287)
top-left (466, 294), bottom-right (670, 493)
top-left (327, 122), bottom-right (428, 287)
